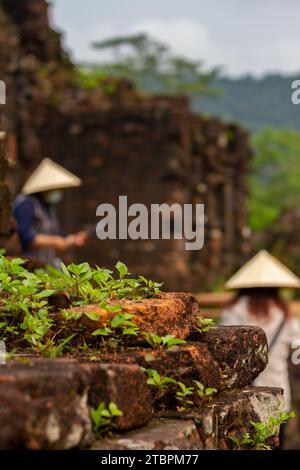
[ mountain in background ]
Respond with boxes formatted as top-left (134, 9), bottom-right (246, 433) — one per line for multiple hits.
top-left (193, 74), bottom-right (300, 133)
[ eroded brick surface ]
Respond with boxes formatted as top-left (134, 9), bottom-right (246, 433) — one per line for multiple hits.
top-left (0, 359), bottom-right (151, 448)
top-left (80, 362), bottom-right (152, 430)
top-left (191, 326), bottom-right (268, 389)
top-left (99, 343), bottom-right (221, 397)
top-left (99, 326), bottom-right (268, 393)
top-left (0, 362), bottom-right (92, 449)
top-left (69, 292), bottom-right (200, 343)
top-left (195, 386), bottom-right (284, 449)
top-left (90, 387), bottom-right (284, 450)
top-left (91, 419), bottom-right (202, 450)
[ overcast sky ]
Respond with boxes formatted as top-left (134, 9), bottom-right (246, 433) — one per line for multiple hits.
top-left (51, 0), bottom-right (300, 77)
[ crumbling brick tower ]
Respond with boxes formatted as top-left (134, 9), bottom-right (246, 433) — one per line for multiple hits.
top-left (0, 0), bottom-right (252, 290)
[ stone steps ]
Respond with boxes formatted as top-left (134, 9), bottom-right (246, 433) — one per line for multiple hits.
top-left (92, 387), bottom-right (284, 450)
top-left (0, 325), bottom-right (282, 450)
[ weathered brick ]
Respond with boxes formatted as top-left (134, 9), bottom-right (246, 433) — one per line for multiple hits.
top-left (190, 326), bottom-right (268, 389)
top-left (69, 292), bottom-right (200, 343)
top-left (99, 343), bottom-right (221, 396)
top-left (99, 326), bottom-right (268, 395)
top-left (0, 385), bottom-right (29, 449)
top-left (194, 386), bottom-right (284, 449)
top-left (0, 362), bottom-right (92, 449)
top-left (91, 418), bottom-right (202, 450)
top-left (79, 362), bottom-right (152, 430)
top-left (91, 387), bottom-right (284, 450)
top-left (0, 359), bottom-right (152, 448)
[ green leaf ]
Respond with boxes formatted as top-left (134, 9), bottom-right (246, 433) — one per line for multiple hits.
top-left (193, 380), bottom-right (204, 392)
top-left (92, 327), bottom-right (112, 336)
top-left (34, 289), bottom-right (56, 299)
top-left (162, 335), bottom-right (186, 348)
top-left (205, 387), bottom-right (217, 396)
top-left (61, 262), bottom-right (71, 277)
top-left (111, 313), bottom-right (134, 328)
top-left (122, 327), bottom-right (139, 336)
top-left (84, 311), bottom-right (100, 321)
top-left (115, 261), bottom-right (129, 278)
top-left (108, 402), bottom-right (123, 417)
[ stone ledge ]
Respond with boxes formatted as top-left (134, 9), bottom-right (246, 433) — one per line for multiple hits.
top-left (195, 386), bottom-right (284, 449)
top-left (91, 418), bottom-right (202, 450)
top-left (99, 325), bottom-right (268, 393)
top-left (0, 360), bottom-right (152, 449)
top-left (91, 387), bottom-right (284, 451)
top-left (66, 292), bottom-right (200, 343)
top-left (189, 325), bottom-right (268, 389)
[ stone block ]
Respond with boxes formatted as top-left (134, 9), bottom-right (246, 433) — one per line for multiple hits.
top-left (0, 362), bottom-right (92, 449)
top-left (91, 418), bottom-right (202, 450)
top-left (0, 359), bottom-right (152, 448)
top-left (191, 326), bottom-right (268, 389)
top-left (80, 362), bottom-right (152, 430)
top-left (69, 292), bottom-right (200, 343)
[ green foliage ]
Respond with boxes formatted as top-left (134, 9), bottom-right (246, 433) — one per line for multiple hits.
top-left (57, 260), bottom-right (162, 304)
top-left (141, 367), bottom-right (218, 411)
top-left (74, 67), bottom-right (108, 90)
top-left (143, 332), bottom-right (185, 350)
top-left (196, 317), bottom-right (216, 333)
top-left (142, 368), bottom-right (177, 389)
top-left (82, 33), bottom-right (219, 97)
top-left (249, 127), bottom-right (300, 232)
top-left (193, 380), bottom-right (217, 399)
top-left (92, 310), bottom-right (140, 350)
top-left (91, 402), bottom-right (123, 438)
top-left (0, 253), bottom-right (161, 355)
top-left (175, 382), bottom-right (194, 410)
top-left (228, 411), bottom-right (295, 450)
top-left (194, 74), bottom-right (300, 133)
top-left (35, 334), bottom-right (77, 358)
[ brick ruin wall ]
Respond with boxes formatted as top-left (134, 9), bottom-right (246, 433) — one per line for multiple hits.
top-left (2, 0), bottom-right (300, 451)
top-left (0, 294), bottom-right (286, 450)
top-left (0, 0), bottom-right (252, 291)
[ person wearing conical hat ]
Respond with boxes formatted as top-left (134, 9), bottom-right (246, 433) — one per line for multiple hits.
top-left (221, 250), bottom-right (300, 419)
top-left (13, 158), bottom-right (87, 268)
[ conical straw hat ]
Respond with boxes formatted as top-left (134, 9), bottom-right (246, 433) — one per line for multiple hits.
top-left (22, 158), bottom-right (81, 195)
top-left (225, 250), bottom-right (300, 290)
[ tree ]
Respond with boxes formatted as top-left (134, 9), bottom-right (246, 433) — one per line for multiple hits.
top-left (81, 33), bottom-right (219, 96)
top-left (249, 127), bottom-right (300, 231)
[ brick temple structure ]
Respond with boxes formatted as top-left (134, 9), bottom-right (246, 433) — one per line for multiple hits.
top-left (0, 0), bottom-right (252, 290)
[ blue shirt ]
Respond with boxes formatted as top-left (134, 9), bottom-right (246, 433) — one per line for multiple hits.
top-left (13, 195), bottom-right (38, 250)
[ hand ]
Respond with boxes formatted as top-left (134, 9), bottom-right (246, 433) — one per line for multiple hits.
top-left (53, 237), bottom-right (71, 251)
top-left (67, 231), bottom-right (88, 247)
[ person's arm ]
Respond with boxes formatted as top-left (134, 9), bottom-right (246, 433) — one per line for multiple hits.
top-left (32, 232), bottom-right (87, 251)
top-left (14, 197), bottom-right (87, 252)
top-left (31, 234), bottom-right (72, 251)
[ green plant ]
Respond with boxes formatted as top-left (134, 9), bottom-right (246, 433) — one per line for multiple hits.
top-left (175, 382), bottom-right (194, 410)
top-left (142, 368), bottom-right (177, 389)
top-left (58, 261), bottom-right (162, 303)
top-left (193, 380), bottom-right (217, 400)
top-left (228, 411), bottom-right (295, 450)
top-left (0, 254), bottom-right (161, 356)
top-left (92, 310), bottom-right (140, 350)
top-left (91, 402), bottom-right (123, 438)
top-left (143, 333), bottom-right (185, 350)
top-left (196, 317), bottom-right (216, 333)
top-left (36, 334), bottom-right (77, 358)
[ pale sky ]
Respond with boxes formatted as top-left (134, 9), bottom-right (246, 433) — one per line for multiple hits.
top-left (50, 0), bottom-right (300, 77)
